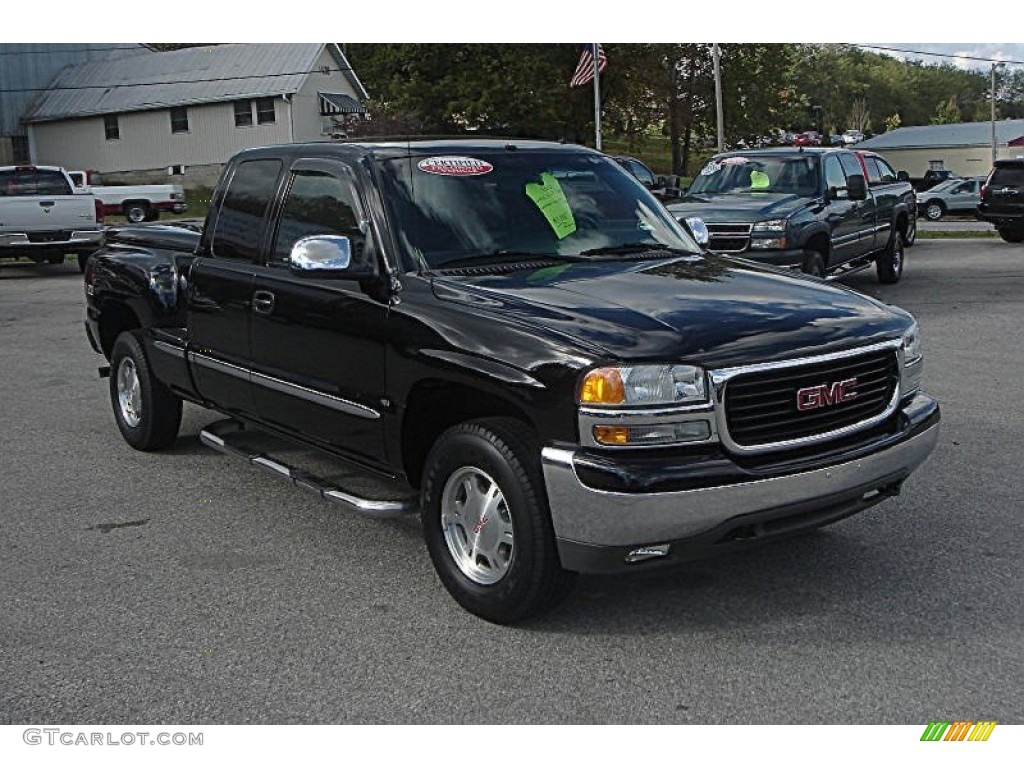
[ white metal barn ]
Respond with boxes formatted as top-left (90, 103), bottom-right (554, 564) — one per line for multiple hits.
top-left (23, 44), bottom-right (368, 187)
top-left (856, 120), bottom-right (1024, 180)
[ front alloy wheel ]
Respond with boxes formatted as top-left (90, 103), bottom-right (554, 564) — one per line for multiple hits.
top-left (421, 417), bottom-right (575, 624)
top-left (441, 466), bottom-right (515, 585)
top-left (116, 357), bottom-right (142, 428)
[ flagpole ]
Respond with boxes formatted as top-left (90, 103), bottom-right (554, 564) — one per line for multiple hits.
top-left (592, 43), bottom-right (602, 151)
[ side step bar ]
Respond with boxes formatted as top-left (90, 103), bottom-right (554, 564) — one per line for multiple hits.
top-left (826, 258), bottom-right (873, 281)
top-left (199, 420), bottom-right (418, 518)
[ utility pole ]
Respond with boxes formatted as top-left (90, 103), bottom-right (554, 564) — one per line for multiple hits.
top-left (593, 43), bottom-right (602, 152)
top-left (991, 62), bottom-right (1005, 165)
top-left (713, 43), bottom-right (724, 152)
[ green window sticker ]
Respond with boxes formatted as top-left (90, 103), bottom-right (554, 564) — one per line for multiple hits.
top-left (525, 172), bottom-right (577, 240)
top-left (750, 169), bottom-right (770, 189)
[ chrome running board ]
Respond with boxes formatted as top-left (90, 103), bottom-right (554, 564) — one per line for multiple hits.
top-left (199, 419), bottom-right (418, 518)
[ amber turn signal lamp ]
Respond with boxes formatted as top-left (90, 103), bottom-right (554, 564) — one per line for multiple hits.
top-left (579, 368), bottom-right (626, 404)
top-left (593, 426), bottom-right (630, 445)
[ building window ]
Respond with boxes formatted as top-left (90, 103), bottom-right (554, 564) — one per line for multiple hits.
top-left (233, 100), bottom-right (253, 127)
top-left (11, 136), bottom-right (29, 163)
top-left (256, 97), bottom-right (275, 125)
top-left (170, 106), bottom-right (189, 134)
top-left (104, 115), bottom-right (120, 141)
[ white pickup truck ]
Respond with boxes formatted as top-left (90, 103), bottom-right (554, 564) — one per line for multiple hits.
top-left (0, 165), bottom-right (104, 272)
top-left (69, 170), bottom-right (187, 223)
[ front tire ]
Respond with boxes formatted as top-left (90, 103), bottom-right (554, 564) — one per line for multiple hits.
top-left (876, 230), bottom-right (905, 284)
top-left (801, 250), bottom-right (826, 278)
top-left (420, 417), bottom-right (575, 624)
top-left (997, 228), bottom-right (1024, 243)
top-left (109, 331), bottom-right (182, 451)
top-left (904, 214), bottom-right (917, 247)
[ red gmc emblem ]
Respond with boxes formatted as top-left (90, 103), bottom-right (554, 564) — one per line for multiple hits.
top-left (796, 377), bottom-right (859, 411)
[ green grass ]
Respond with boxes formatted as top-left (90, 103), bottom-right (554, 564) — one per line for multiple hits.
top-left (917, 230), bottom-right (997, 239)
top-left (602, 135), bottom-right (709, 180)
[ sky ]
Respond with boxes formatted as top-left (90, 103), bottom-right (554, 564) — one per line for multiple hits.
top-left (860, 44), bottom-right (1024, 72)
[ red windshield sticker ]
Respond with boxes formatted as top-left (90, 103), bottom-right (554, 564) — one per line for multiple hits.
top-left (417, 156), bottom-right (494, 176)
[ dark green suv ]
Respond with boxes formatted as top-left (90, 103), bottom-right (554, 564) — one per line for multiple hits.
top-left (977, 159), bottom-right (1024, 243)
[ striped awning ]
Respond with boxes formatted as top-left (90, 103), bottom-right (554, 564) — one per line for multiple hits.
top-left (319, 92), bottom-right (365, 114)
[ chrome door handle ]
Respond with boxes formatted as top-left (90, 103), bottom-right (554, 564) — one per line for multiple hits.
top-left (252, 290), bottom-right (275, 315)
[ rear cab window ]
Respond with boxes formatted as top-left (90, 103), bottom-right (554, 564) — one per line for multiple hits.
top-left (210, 159), bottom-right (283, 261)
top-left (0, 168), bottom-right (72, 196)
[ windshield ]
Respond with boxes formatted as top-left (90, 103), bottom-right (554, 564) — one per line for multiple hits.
top-left (377, 150), bottom-right (698, 270)
top-left (688, 155), bottom-right (820, 196)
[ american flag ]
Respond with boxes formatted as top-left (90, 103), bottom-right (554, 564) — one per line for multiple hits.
top-left (569, 44), bottom-right (607, 88)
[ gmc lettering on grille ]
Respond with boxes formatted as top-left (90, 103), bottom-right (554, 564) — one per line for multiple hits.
top-left (796, 377), bottom-right (859, 411)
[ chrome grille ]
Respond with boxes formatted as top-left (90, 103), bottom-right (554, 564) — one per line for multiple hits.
top-left (723, 348), bottom-right (899, 449)
top-left (707, 222), bottom-right (751, 253)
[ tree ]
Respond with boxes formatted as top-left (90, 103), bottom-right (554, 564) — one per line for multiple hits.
top-left (847, 98), bottom-right (872, 133)
top-left (931, 96), bottom-right (962, 125)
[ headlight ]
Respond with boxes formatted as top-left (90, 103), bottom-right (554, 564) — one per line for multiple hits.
top-left (579, 364), bottom-right (707, 406)
top-left (902, 322), bottom-right (922, 365)
top-left (751, 219), bottom-right (788, 233)
top-left (900, 321), bottom-right (924, 398)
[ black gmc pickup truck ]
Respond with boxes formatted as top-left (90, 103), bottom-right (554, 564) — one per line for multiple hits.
top-left (83, 139), bottom-right (939, 623)
top-left (667, 148), bottom-right (917, 282)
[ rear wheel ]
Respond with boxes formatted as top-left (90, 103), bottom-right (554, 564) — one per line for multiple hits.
top-left (109, 331), bottom-right (182, 451)
top-left (420, 417), bottom-right (575, 624)
top-left (924, 201), bottom-right (945, 221)
top-left (77, 253), bottom-right (90, 273)
top-left (124, 203), bottom-right (149, 224)
top-left (997, 228), bottom-right (1024, 243)
top-left (876, 230), bottom-right (905, 284)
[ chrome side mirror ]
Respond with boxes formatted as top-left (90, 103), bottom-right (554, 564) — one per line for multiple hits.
top-left (288, 235), bottom-right (374, 279)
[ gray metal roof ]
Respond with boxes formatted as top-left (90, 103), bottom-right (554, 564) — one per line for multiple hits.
top-left (23, 43), bottom-right (367, 123)
top-left (0, 43), bottom-right (145, 135)
top-left (857, 120), bottom-right (1024, 150)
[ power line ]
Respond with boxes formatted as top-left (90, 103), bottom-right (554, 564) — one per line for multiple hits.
top-left (858, 44), bottom-right (1024, 67)
top-left (0, 67), bottom-right (354, 95)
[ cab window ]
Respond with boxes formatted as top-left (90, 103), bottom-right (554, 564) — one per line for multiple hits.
top-left (271, 169), bottom-right (363, 266)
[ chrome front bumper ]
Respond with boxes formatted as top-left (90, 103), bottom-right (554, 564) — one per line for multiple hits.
top-left (542, 407), bottom-right (940, 572)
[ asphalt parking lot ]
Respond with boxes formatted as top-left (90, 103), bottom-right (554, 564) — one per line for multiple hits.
top-left (1, 239), bottom-right (1022, 725)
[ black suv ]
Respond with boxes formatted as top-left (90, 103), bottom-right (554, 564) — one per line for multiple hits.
top-left (977, 159), bottom-right (1024, 243)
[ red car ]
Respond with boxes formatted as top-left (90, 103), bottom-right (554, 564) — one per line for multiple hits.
top-left (793, 131), bottom-right (821, 147)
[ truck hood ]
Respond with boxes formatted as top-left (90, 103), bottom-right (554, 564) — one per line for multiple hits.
top-left (431, 255), bottom-right (910, 369)
top-left (667, 192), bottom-right (812, 223)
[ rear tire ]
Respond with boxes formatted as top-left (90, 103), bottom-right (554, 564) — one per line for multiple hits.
top-left (77, 253), bottom-right (90, 273)
top-left (997, 228), bottom-right (1024, 243)
top-left (420, 417), bottom-right (575, 624)
top-left (124, 203), bottom-right (148, 224)
top-left (876, 230), bottom-right (904, 284)
top-left (109, 331), bottom-right (182, 451)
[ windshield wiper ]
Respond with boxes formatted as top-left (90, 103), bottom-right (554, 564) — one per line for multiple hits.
top-left (578, 243), bottom-right (696, 257)
top-left (434, 250), bottom-right (564, 269)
